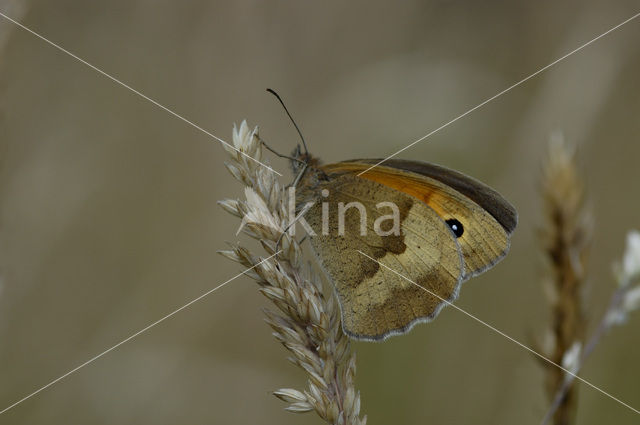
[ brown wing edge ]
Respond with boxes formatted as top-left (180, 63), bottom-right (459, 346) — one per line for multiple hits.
top-left (351, 159), bottom-right (518, 235)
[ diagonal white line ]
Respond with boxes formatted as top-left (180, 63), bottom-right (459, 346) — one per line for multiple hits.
top-left (0, 252), bottom-right (280, 415)
top-left (0, 11), bottom-right (282, 177)
top-left (357, 250), bottom-right (640, 417)
top-left (357, 11), bottom-right (640, 176)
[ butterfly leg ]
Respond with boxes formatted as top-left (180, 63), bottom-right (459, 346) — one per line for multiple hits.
top-left (258, 135), bottom-right (305, 164)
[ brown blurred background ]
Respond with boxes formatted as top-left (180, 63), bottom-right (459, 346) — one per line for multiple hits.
top-left (1, 1), bottom-right (639, 424)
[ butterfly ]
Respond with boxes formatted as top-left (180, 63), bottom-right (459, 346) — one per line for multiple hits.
top-left (292, 154), bottom-right (517, 341)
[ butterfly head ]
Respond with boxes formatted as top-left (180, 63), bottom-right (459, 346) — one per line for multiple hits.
top-left (290, 144), bottom-right (321, 174)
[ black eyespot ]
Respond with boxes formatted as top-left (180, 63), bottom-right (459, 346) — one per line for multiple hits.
top-left (446, 218), bottom-right (464, 238)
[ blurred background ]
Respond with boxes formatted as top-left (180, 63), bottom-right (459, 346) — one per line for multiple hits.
top-left (1, 1), bottom-right (639, 423)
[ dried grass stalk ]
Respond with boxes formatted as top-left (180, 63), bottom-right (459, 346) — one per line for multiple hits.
top-left (539, 133), bottom-right (592, 425)
top-left (218, 121), bottom-right (366, 425)
top-left (541, 230), bottom-right (640, 424)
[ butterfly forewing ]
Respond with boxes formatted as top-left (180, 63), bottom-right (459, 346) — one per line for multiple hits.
top-left (324, 161), bottom-right (515, 280)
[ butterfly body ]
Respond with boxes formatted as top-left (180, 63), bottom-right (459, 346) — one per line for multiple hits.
top-left (294, 154), bottom-right (517, 341)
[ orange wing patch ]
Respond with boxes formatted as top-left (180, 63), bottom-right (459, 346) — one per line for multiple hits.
top-left (322, 163), bottom-right (448, 216)
top-left (359, 170), bottom-right (448, 217)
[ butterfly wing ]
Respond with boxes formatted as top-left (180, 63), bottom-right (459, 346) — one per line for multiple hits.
top-left (299, 170), bottom-right (464, 340)
top-left (323, 160), bottom-right (516, 280)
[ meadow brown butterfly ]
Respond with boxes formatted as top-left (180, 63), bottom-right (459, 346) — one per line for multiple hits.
top-left (267, 89), bottom-right (517, 341)
top-left (290, 153), bottom-right (517, 341)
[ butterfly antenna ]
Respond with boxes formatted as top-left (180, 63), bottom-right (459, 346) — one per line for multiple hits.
top-left (266, 88), bottom-right (309, 155)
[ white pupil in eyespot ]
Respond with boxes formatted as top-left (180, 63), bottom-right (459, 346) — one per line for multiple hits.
top-left (445, 218), bottom-right (464, 238)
